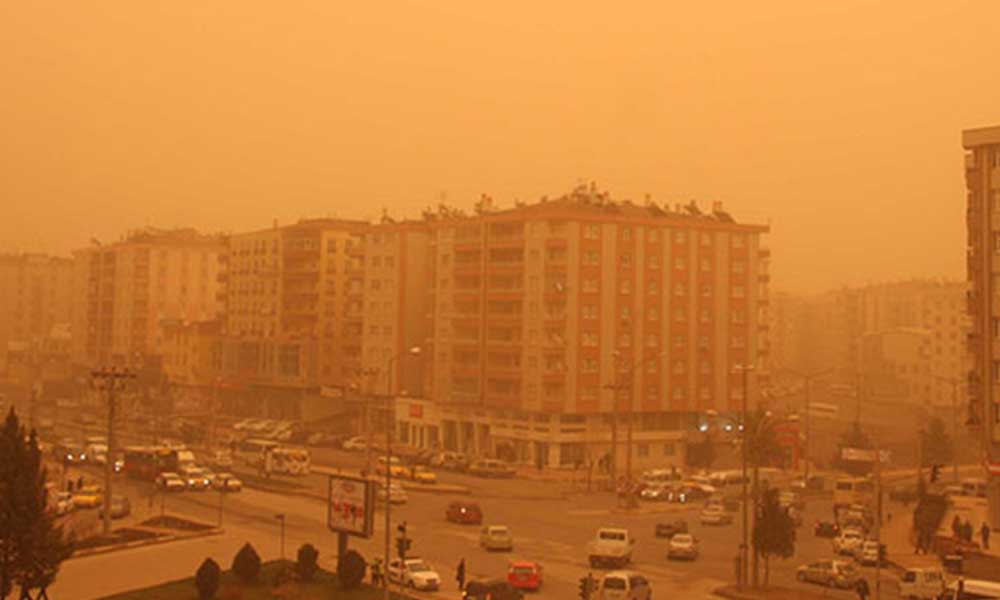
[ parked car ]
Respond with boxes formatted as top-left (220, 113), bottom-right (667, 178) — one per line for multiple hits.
top-left (72, 485), bottom-right (103, 509)
top-left (700, 505), bottom-right (733, 526)
top-left (814, 520), bottom-right (840, 538)
top-left (667, 533), bottom-right (699, 561)
top-left (212, 472), bottom-right (243, 492)
top-left (898, 568), bottom-right (946, 600)
top-left (446, 501), bottom-right (483, 525)
top-left (796, 560), bottom-right (860, 589)
top-left (179, 466), bottom-right (212, 490)
top-left (432, 451), bottom-right (469, 471)
top-left (598, 571), bottom-right (652, 600)
top-left (479, 525), bottom-right (514, 551)
top-left (640, 483), bottom-right (673, 502)
top-left (507, 561), bottom-right (542, 591)
top-left (463, 579), bottom-right (523, 600)
top-left (833, 529), bottom-right (865, 556)
top-left (156, 472), bottom-right (186, 492)
top-left (403, 465), bottom-right (438, 484)
top-left (654, 519), bottom-right (687, 539)
top-left (342, 436), bottom-right (368, 452)
top-left (387, 557), bottom-right (441, 591)
top-left (855, 540), bottom-right (886, 566)
top-left (99, 495), bottom-right (131, 519)
top-left (468, 459), bottom-right (516, 478)
top-left (208, 450), bottom-right (234, 470)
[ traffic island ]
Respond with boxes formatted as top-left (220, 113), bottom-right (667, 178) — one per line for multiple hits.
top-left (715, 584), bottom-right (844, 600)
top-left (96, 560), bottom-right (420, 600)
top-left (71, 515), bottom-right (222, 559)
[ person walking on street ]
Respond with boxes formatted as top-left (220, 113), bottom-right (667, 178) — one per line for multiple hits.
top-left (953, 515), bottom-right (963, 539)
top-left (456, 558), bottom-right (466, 591)
top-left (982, 523), bottom-right (991, 550)
top-left (856, 578), bottom-right (870, 600)
top-left (371, 558), bottom-right (383, 587)
top-left (963, 520), bottom-right (974, 543)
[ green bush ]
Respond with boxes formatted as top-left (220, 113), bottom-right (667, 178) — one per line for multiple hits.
top-left (337, 550), bottom-right (366, 590)
top-left (195, 558), bottom-right (221, 599)
top-left (296, 543), bottom-right (320, 581)
top-left (231, 543), bottom-right (262, 583)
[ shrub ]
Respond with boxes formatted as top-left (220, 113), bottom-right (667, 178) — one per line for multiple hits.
top-left (337, 550), bottom-right (366, 590)
top-left (195, 558), bottom-right (221, 600)
top-left (296, 543), bottom-right (320, 581)
top-left (231, 543), bottom-right (262, 583)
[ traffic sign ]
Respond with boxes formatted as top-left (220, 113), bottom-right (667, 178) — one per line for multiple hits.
top-left (327, 474), bottom-right (375, 538)
top-left (840, 447), bottom-right (890, 463)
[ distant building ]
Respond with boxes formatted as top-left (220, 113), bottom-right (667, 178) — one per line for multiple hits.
top-left (71, 228), bottom-right (225, 366)
top-left (0, 253), bottom-right (74, 377)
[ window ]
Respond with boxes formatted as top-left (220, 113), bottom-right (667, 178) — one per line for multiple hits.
top-left (663, 442), bottom-right (676, 456)
top-left (701, 284), bottom-right (711, 297)
top-left (645, 333), bottom-right (658, 347)
top-left (583, 278), bottom-right (599, 293)
top-left (674, 335), bottom-right (685, 348)
top-left (637, 443), bottom-right (649, 457)
top-left (675, 307), bottom-right (687, 321)
top-left (582, 304), bottom-right (598, 320)
top-left (619, 332), bottom-right (632, 347)
top-left (582, 332), bottom-right (599, 347)
top-left (582, 357), bottom-right (598, 372)
top-left (733, 286), bottom-right (746, 298)
top-left (700, 308), bottom-right (710, 323)
top-left (733, 236), bottom-right (745, 248)
top-left (732, 310), bottom-right (745, 324)
top-left (622, 227), bottom-right (632, 241)
top-left (675, 231), bottom-right (687, 244)
top-left (700, 233), bottom-right (711, 246)
top-left (646, 359), bottom-right (658, 373)
top-left (673, 361), bottom-right (686, 374)
top-left (648, 229), bottom-right (659, 242)
top-left (647, 280), bottom-right (659, 294)
top-left (648, 254), bottom-right (661, 269)
top-left (700, 258), bottom-right (711, 272)
top-left (620, 306), bottom-right (631, 319)
top-left (620, 254), bottom-right (632, 268)
top-left (584, 224), bottom-right (600, 239)
top-left (583, 249), bottom-right (599, 265)
top-left (700, 361), bottom-right (710, 374)
top-left (675, 257), bottom-right (686, 269)
top-left (732, 336), bottom-right (746, 348)
top-left (620, 280), bottom-right (632, 295)
top-left (698, 335), bottom-right (709, 349)
top-left (647, 307), bottom-right (659, 321)
top-left (733, 261), bottom-right (745, 273)
top-left (674, 283), bottom-right (686, 296)
top-left (700, 386), bottom-right (711, 400)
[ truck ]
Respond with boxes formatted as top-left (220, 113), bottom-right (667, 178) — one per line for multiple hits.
top-left (587, 528), bottom-right (635, 568)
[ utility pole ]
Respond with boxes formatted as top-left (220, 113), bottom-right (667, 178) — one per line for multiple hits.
top-left (739, 364), bottom-right (753, 590)
top-left (783, 368), bottom-right (834, 479)
top-left (90, 366), bottom-right (135, 536)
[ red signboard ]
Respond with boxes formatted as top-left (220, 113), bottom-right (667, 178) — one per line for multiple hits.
top-left (409, 404), bottom-right (423, 419)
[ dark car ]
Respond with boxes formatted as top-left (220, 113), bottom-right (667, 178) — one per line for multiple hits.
top-left (463, 579), bottom-right (523, 600)
top-left (814, 520), bottom-right (840, 538)
top-left (446, 501), bottom-right (483, 525)
top-left (655, 519), bottom-right (688, 538)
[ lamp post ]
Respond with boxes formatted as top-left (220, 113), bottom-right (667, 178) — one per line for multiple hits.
top-left (604, 350), bottom-right (665, 499)
top-left (383, 346), bottom-right (421, 600)
top-left (90, 366), bottom-right (135, 536)
top-left (736, 363), bottom-right (754, 590)
top-left (782, 368), bottom-right (834, 480)
top-left (275, 513), bottom-right (286, 560)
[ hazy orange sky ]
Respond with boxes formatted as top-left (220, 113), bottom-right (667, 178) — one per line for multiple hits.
top-left (2, 1), bottom-right (998, 292)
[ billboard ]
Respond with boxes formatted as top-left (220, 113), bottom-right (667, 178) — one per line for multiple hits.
top-left (327, 474), bottom-right (375, 538)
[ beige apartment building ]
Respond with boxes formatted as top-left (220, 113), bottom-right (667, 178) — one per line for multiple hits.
top-left (71, 228), bottom-right (225, 367)
top-left (964, 124), bottom-right (1000, 527)
top-left (0, 253), bottom-right (74, 377)
top-left (392, 190), bottom-right (772, 471)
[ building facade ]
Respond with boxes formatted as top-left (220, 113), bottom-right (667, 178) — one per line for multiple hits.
top-left (72, 228), bottom-right (225, 366)
top-left (0, 253), bottom-right (74, 376)
top-left (963, 124), bottom-right (1000, 526)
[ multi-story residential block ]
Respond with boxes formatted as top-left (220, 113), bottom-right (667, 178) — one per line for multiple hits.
top-left (71, 228), bottom-right (225, 366)
top-left (0, 253), bottom-right (74, 377)
top-left (963, 124), bottom-right (1000, 525)
top-left (393, 189), bottom-right (771, 471)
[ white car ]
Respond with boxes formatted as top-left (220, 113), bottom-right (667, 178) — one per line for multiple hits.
top-left (156, 472), bottom-right (187, 492)
top-left (855, 540), bottom-right (882, 566)
top-left (833, 529), bottom-right (864, 555)
top-left (377, 483), bottom-right (408, 504)
top-left (599, 571), bottom-right (652, 600)
top-left (387, 558), bottom-right (440, 591)
top-left (667, 533), bottom-right (699, 561)
top-left (179, 466), bottom-right (212, 490)
top-left (699, 505), bottom-right (733, 526)
top-left (342, 436), bottom-right (368, 452)
top-left (212, 472), bottom-right (243, 492)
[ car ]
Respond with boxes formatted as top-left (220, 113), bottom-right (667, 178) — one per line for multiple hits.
top-left (598, 571), bottom-right (652, 600)
top-left (700, 505), bottom-right (733, 526)
top-left (507, 561), bottom-right (543, 591)
top-left (342, 436), bottom-right (368, 452)
top-left (376, 483), bottom-right (408, 504)
top-left (62, 444), bottom-right (87, 464)
top-left (387, 557), bottom-right (441, 591)
top-left (463, 578), bottom-right (523, 600)
top-left (640, 483), bottom-right (673, 502)
top-left (480, 525), bottom-right (514, 551)
top-left (53, 491), bottom-right (75, 516)
top-left (432, 451), bottom-right (469, 471)
top-left (468, 459), bottom-right (516, 478)
top-left (778, 491), bottom-right (805, 511)
top-left (99, 495), bottom-right (131, 519)
top-left (654, 519), bottom-right (688, 538)
top-left (179, 466), bottom-right (212, 490)
top-left (405, 465), bottom-right (438, 484)
top-left (72, 485), bottom-right (103, 509)
top-left (446, 501), bottom-right (483, 525)
top-left (855, 540), bottom-right (885, 566)
top-left (212, 472), bottom-right (243, 492)
top-left (208, 450), bottom-right (234, 470)
top-left (374, 456), bottom-right (408, 478)
top-left (667, 533), bottom-right (699, 561)
top-left (156, 472), bottom-right (187, 492)
top-left (833, 529), bottom-right (864, 555)
top-left (588, 528), bottom-right (635, 569)
top-left (796, 560), bottom-right (860, 589)
top-left (814, 520), bottom-right (840, 538)
top-left (232, 418), bottom-right (257, 431)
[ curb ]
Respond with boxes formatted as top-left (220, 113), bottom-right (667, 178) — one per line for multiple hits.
top-left (70, 527), bottom-right (224, 560)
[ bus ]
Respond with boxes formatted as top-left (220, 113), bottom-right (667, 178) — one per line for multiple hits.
top-left (270, 448), bottom-right (311, 476)
top-left (235, 438), bottom-right (280, 467)
top-left (833, 476), bottom-right (874, 510)
top-left (123, 446), bottom-right (196, 481)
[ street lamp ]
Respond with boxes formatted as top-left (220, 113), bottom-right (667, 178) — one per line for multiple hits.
top-left (383, 346), bottom-right (421, 600)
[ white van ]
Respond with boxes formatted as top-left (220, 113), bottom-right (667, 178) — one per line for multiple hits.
top-left (899, 568), bottom-right (946, 600)
top-left (943, 579), bottom-right (1000, 600)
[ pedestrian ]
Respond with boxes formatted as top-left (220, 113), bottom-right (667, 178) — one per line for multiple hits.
top-left (953, 515), bottom-right (963, 539)
top-left (371, 558), bottom-right (382, 586)
top-left (456, 558), bottom-right (466, 591)
top-left (981, 522), bottom-right (991, 550)
top-left (856, 578), bottom-right (870, 600)
top-left (964, 520), bottom-right (974, 543)
top-left (77, 475), bottom-right (83, 490)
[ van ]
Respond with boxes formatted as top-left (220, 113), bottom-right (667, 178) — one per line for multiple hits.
top-left (942, 579), bottom-right (1000, 600)
top-left (898, 568), bottom-right (945, 600)
top-left (598, 571), bottom-right (651, 600)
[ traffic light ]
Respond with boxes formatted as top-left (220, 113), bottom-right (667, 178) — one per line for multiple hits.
top-left (930, 464), bottom-right (941, 483)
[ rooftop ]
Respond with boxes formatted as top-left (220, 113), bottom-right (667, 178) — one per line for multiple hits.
top-left (962, 125), bottom-right (1000, 148)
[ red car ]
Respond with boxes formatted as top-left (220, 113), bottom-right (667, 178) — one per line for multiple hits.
top-left (507, 561), bottom-right (542, 591)
top-left (446, 501), bottom-right (483, 525)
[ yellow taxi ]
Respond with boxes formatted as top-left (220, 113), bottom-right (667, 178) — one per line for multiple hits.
top-left (407, 465), bottom-right (438, 484)
top-left (72, 485), bottom-right (104, 509)
top-left (374, 456), bottom-right (408, 478)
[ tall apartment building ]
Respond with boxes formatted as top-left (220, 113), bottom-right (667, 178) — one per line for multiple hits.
top-left (394, 189), bottom-right (771, 470)
top-left (72, 228), bottom-right (225, 366)
top-left (963, 124), bottom-right (1000, 526)
top-left (0, 253), bottom-right (74, 375)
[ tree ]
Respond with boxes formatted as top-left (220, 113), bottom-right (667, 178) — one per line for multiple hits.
top-left (295, 544), bottom-right (319, 582)
top-left (231, 543), bottom-right (261, 583)
top-left (752, 487), bottom-right (796, 586)
top-left (195, 558), bottom-right (221, 599)
top-left (685, 435), bottom-right (716, 471)
top-left (337, 550), bottom-right (366, 590)
top-left (0, 408), bottom-right (74, 600)
top-left (913, 491), bottom-right (947, 553)
top-left (743, 409), bottom-right (784, 588)
top-left (920, 418), bottom-right (953, 467)
top-left (833, 422), bottom-right (873, 476)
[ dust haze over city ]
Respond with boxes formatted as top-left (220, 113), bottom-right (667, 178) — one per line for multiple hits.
top-left (2, 2), bottom-right (1000, 600)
